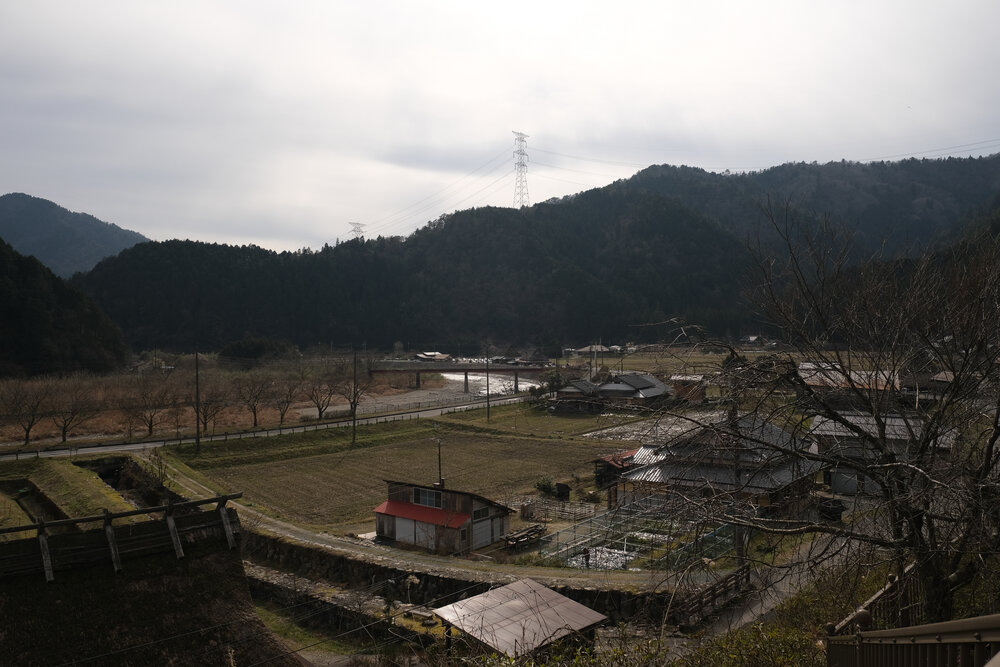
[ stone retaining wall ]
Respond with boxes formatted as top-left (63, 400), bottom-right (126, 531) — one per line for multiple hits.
top-left (242, 531), bottom-right (676, 624)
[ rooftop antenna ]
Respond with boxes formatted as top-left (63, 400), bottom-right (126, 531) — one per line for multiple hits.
top-left (350, 222), bottom-right (366, 240)
top-left (513, 131), bottom-right (529, 208)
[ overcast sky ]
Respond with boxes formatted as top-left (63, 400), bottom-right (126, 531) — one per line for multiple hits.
top-left (2, 1), bottom-right (998, 252)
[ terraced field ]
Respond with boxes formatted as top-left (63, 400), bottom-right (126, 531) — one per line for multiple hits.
top-left (169, 407), bottom-right (632, 534)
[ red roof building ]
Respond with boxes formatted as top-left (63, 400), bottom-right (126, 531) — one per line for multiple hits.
top-left (374, 480), bottom-right (512, 554)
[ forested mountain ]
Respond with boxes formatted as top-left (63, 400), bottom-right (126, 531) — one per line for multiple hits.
top-left (72, 155), bottom-right (1000, 354)
top-left (625, 154), bottom-right (1000, 255)
top-left (75, 189), bottom-right (752, 353)
top-left (0, 237), bottom-right (130, 376)
top-left (0, 193), bottom-right (148, 277)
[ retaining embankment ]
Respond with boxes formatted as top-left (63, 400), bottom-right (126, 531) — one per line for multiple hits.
top-left (242, 531), bottom-right (682, 624)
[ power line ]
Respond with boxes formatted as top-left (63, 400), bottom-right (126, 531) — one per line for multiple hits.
top-left (859, 137), bottom-right (1000, 162)
top-left (533, 146), bottom-right (648, 169)
top-left (361, 146), bottom-right (511, 238)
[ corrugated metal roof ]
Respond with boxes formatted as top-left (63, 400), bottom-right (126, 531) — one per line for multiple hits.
top-left (619, 374), bottom-right (655, 390)
top-left (373, 500), bottom-right (470, 529)
top-left (811, 412), bottom-right (921, 440)
top-left (623, 414), bottom-right (819, 493)
top-left (434, 578), bottom-right (606, 657)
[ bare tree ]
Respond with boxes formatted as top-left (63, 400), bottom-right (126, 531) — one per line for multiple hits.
top-left (334, 350), bottom-right (375, 445)
top-left (191, 370), bottom-right (230, 435)
top-left (233, 369), bottom-right (272, 429)
top-left (303, 361), bottom-right (338, 421)
top-left (666, 203), bottom-right (1000, 624)
top-left (118, 370), bottom-right (176, 438)
top-left (273, 370), bottom-right (302, 426)
top-left (49, 373), bottom-right (101, 443)
top-left (0, 377), bottom-right (52, 447)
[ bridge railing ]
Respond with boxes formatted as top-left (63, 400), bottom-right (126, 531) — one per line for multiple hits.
top-left (826, 613), bottom-right (1000, 667)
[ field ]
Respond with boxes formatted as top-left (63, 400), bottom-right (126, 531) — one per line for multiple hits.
top-left (169, 405), bottom-right (637, 534)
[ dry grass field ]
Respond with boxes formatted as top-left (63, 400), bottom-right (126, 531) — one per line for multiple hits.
top-left (170, 407), bottom-right (637, 534)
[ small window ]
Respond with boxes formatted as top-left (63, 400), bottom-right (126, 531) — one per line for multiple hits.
top-left (414, 488), bottom-right (442, 508)
top-left (472, 507), bottom-right (489, 521)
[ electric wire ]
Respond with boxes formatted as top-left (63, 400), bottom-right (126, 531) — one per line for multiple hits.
top-left (859, 137), bottom-right (1000, 163)
top-left (361, 145), bottom-right (511, 238)
top-left (533, 146), bottom-right (648, 169)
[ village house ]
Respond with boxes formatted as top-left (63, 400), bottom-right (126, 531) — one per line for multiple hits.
top-left (593, 447), bottom-right (639, 490)
top-left (615, 414), bottom-right (820, 515)
top-left (373, 480), bottom-right (512, 554)
top-left (555, 373), bottom-right (668, 412)
top-left (670, 374), bottom-right (706, 403)
top-left (797, 361), bottom-right (899, 396)
top-left (810, 411), bottom-right (954, 495)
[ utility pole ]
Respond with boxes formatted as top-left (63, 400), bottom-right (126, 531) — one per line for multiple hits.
top-left (513, 131), bottom-right (529, 208)
top-left (485, 355), bottom-right (491, 422)
top-left (194, 350), bottom-right (201, 455)
top-left (350, 222), bottom-right (366, 240)
top-left (437, 437), bottom-right (443, 488)
top-left (351, 347), bottom-right (359, 444)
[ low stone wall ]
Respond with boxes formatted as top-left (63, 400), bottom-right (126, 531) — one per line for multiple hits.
top-left (242, 531), bottom-right (677, 624)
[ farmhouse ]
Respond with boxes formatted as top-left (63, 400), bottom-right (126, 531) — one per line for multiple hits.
top-left (670, 374), bottom-right (706, 403)
top-left (797, 361), bottom-right (899, 394)
top-left (593, 447), bottom-right (639, 489)
top-left (811, 411), bottom-right (954, 495)
top-left (555, 373), bottom-right (668, 412)
top-left (615, 414), bottom-right (820, 513)
top-left (373, 480), bottom-right (512, 554)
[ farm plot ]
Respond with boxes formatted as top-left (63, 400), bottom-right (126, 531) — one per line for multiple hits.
top-left (196, 427), bottom-right (613, 534)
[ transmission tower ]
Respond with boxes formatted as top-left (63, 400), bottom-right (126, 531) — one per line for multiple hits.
top-left (513, 131), bottom-right (529, 208)
top-left (350, 222), bottom-right (366, 240)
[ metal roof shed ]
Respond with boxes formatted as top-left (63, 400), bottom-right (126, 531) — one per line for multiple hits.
top-left (433, 578), bottom-right (606, 658)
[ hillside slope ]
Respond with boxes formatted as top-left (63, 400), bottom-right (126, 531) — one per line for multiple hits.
top-left (0, 540), bottom-right (304, 666)
top-left (0, 193), bottom-right (148, 277)
top-left (0, 236), bottom-right (129, 376)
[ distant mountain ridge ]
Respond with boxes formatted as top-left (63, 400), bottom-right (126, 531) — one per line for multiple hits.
top-left (0, 193), bottom-right (149, 277)
top-left (73, 155), bottom-right (1000, 353)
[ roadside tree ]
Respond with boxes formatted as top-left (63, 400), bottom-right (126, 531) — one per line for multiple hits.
top-left (0, 377), bottom-right (52, 447)
top-left (273, 369), bottom-right (302, 426)
top-left (49, 373), bottom-right (101, 443)
top-left (117, 370), bottom-right (176, 438)
top-left (303, 360), bottom-right (338, 420)
top-left (233, 369), bottom-right (272, 429)
top-left (334, 351), bottom-right (374, 444)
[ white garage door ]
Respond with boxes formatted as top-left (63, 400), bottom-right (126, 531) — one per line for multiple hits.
top-left (472, 519), bottom-right (492, 549)
top-left (396, 517), bottom-right (415, 544)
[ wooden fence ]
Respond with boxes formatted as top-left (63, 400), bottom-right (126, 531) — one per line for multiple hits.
top-left (0, 493), bottom-right (242, 582)
top-left (828, 562), bottom-right (925, 636)
top-left (669, 563), bottom-right (752, 627)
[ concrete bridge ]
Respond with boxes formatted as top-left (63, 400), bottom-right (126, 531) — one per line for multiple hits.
top-left (370, 360), bottom-right (551, 392)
